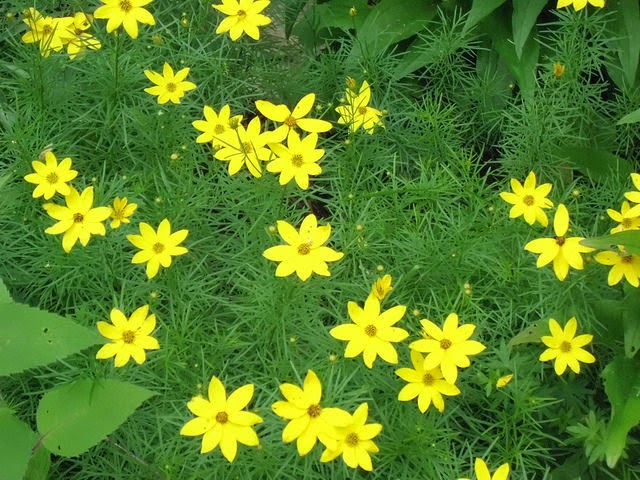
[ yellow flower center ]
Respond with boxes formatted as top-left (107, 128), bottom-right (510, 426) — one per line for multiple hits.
top-left (357, 106), bottom-right (368, 115)
top-left (46, 172), bottom-right (59, 184)
top-left (307, 404), bottom-right (322, 418)
top-left (297, 243), bottom-right (311, 255)
top-left (422, 373), bottom-right (434, 386)
top-left (166, 82), bottom-right (177, 92)
top-left (216, 411), bottom-right (229, 424)
top-left (622, 255), bottom-right (633, 264)
top-left (119, 0), bottom-right (132, 12)
top-left (622, 218), bottom-right (632, 228)
top-left (112, 208), bottom-right (124, 220)
top-left (345, 432), bottom-right (359, 446)
top-left (523, 194), bottom-right (534, 206)
top-left (364, 324), bottom-right (377, 337)
top-left (242, 142), bottom-right (254, 154)
top-left (560, 341), bottom-right (572, 353)
top-left (73, 213), bottom-right (84, 223)
top-left (237, 9), bottom-right (247, 19)
top-left (555, 236), bottom-right (566, 246)
top-left (214, 124), bottom-right (225, 134)
top-left (440, 338), bottom-right (452, 350)
top-left (153, 242), bottom-right (165, 254)
top-left (291, 154), bottom-right (304, 167)
top-left (284, 116), bottom-right (297, 128)
top-left (122, 330), bottom-right (136, 344)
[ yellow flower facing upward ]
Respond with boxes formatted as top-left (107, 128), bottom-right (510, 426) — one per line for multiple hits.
top-left (524, 204), bottom-right (594, 281)
top-left (539, 317), bottom-right (595, 375)
top-left (212, 0), bottom-right (272, 41)
top-left (94, 0), bottom-right (156, 39)
top-left (335, 79), bottom-right (384, 134)
top-left (109, 196), bottom-right (137, 229)
top-left (24, 151), bottom-right (78, 199)
top-left (127, 219), bottom-right (189, 279)
top-left (192, 104), bottom-right (242, 148)
top-left (180, 376), bottom-right (263, 462)
top-left (21, 8), bottom-right (75, 57)
top-left (43, 186), bottom-right (111, 253)
top-left (499, 171), bottom-right (553, 227)
top-left (267, 131), bottom-right (324, 189)
top-left (95, 305), bottom-right (160, 367)
top-left (370, 274), bottom-right (392, 301)
top-left (272, 370), bottom-right (352, 456)
top-left (396, 350), bottom-right (460, 413)
top-left (556, 0), bottom-right (605, 11)
top-left (409, 313), bottom-right (486, 384)
top-left (144, 63), bottom-right (196, 104)
top-left (263, 213), bottom-right (343, 281)
top-left (330, 295), bottom-right (408, 368)
top-left (459, 458), bottom-right (510, 480)
top-left (67, 12), bottom-right (102, 59)
top-left (607, 201), bottom-right (640, 233)
top-left (214, 117), bottom-right (271, 177)
top-left (320, 403), bottom-right (382, 471)
top-left (594, 248), bottom-right (640, 287)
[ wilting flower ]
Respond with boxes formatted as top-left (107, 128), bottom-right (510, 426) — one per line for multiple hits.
top-left (539, 317), bottom-right (595, 375)
top-left (370, 274), bottom-right (392, 301)
top-left (109, 196), bottom-right (137, 229)
top-left (556, 0), bottom-right (605, 11)
top-left (499, 172), bottom-right (553, 227)
top-left (459, 458), bottom-right (510, 480)
top-left (267, 131), bottom-right (324, 189)
top-left (94, 0), bottom-right (156, 39)
top-left (144, 63), bottom-right (196, 104)
top-left (335, 79), bottom-right (384, 134)
top-left (212, 0), bottom-right (271, 41)
top-left (193, 104), bottom-right (242, 147)
top-left (24, 151), bottom-right (78, 199)
top-left (214, 117), bottom-right (270, 177)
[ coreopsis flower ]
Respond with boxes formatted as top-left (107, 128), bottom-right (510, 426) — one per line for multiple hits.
top-left (409, 313), bottom-right (486, 384)
top-left (607, 201), bottom-right (640, 233)
top-left (127, 218), bottom-right (189, 279)
top-left (272, 370), bottom-right (352, 456)
top-left (459, 458), bottom-right (510, 480)
top-left (24, 151), bottom-right (78, 199)
top-left (496, 374), bottom-right (513, 388)
top-left (214, 117), bottom-right (270, 177)
top-left (524, 204), bottom-right (594, 281)
top-left (370, 274), bottom-right (392, 301)
top-left (335, 79), bottom-right (384, 134)
top-left (396, 350), bottom-right (460, 413)
top-left (330, 295), bottom-right (408, 368)
top-left (499, 172), bottom-right (553, 227)
top-left (94, 0), bottom-right (156, 39)
top-left (539, 317), bottom-right (595, 375)
top-left (624, 173), bottom-right (640, 204)
top-left (594, 248), bottom-right (640, 287)
top-left (263, 213), bottom-right (343, 281)
top-left (266, 131), bottom-right (323, 189)
top-left (109, 196), bottom-right (137, 229)
top-left (320, 403), bottom-right (382, 472)
top-left (21, 8), bottom-right (75, 57)
top-left (95, 305), bottom-right (160, 367)
top-left (212, 0), bottom-right (272, 41)
top-left (66, 12), bottom-right (102, 59)
top-left (144, 63), bottom-right (196, 104)
top-left (180, 376), bottom-right (263, 462)
top-left (256, 93), bottom-right (332, 143)
top-left (553, 62), bottom-right (566, 79)
top-left (192, 104), bottom-right (242, 148)
top-left (556, 0), bottom-right (605, 10)
top-left (43, 186), bottom-right (111, 253)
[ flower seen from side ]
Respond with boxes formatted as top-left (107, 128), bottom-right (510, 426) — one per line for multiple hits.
top-left (144, 63), bottom-right (196, 104)
top-left (94, 0), bottom-right (155, 39)
top-left (553, 62), bottom-right (566, 79)
top-left (624, 173), bottom-right (640, 204)
top-left (458, 458), bottom-right (510, 480)
top-left (499, 172), bottom-right (553, 227)
top-left (539, 317), bottom-right (595, 375)
top-left (192, 104), bottom-right (242, 148)
top-left (109, 196), bottom-right (137, 229)
top-left (594, 248), bottom-right (640, 287)
top-left (21, 8), bottom-right (75, 57)
top-left (496, 374), bottom-right (513, 388)
top-left (556, 0), bottom-right (605, 11)
top-left (212, 0), bottom-right (271, 41)
top-left (214, 117), bottom-right (270, 177)
top-left (267, 131), bottom-right (324, 189)
top-left (24, 151), bottom-right (78, 199)
top-left (335, 79), bottom-right (384, 134)
top-left (607, 201), bottom-right (640, 233)
top-left (370, 274), bottom-right (392, 301)
top-left (67, 12), bottom-right (102, 59)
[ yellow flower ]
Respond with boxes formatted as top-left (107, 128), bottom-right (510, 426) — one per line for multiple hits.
top-left (263, 213), bottom-right (343, 281)
top-left (553, 62), bottom-right (566, 79)
top-left (607, 201), bottom-right (640, 233)
top-left (459, 458), bottom-right (510, 480)
top-left (21, 8), bottom-right (75, 57)
top-left (409, 313), bottom-right (486, 384)
top-left (499, 172), bottom-right (554, 227)
top-left (180, 376), bottom-right (263, 461)
top-left (214, 117), bottom-right (270, 177)
top-left (624, 173), bottom-right (640, 204)
top-left (330, 295), bottom-right (408, 368)
top-left (272, 370), bottom-right (352, 456)
top-left (144, 63), bottom-right (196, 104)
top-left (43, 186), bottom-right (111, 253)
top-left (396, 350), bottom-right (460, 413)
top-left (94, 0), bottom-right (156, 39)
top-left (496, 374), bottom-right (513, 388)
top-left (594, 248), bottom-right (640, 287)
top-left (370, 274), bottom-right (392, 301)
top-left (109, 196), bottom-right (137, 229)
top-left (95, 305), bottom-right (159, 367)
top-left (212, 0), bottom-right (272, 41)
top-left (524, 204), bottom-right (594, 281)
top-left (320, 403), bottom-right (382, 471)
top-left (266, 131), bottom-right (324, 189)
top-left (539, 317), bottom-right (595, 375)
top-left (67, 12), bottom-right (102, 59)
top-left (24, 151), bottom-right (78, 199)
top-left (192, 104), bottom-right (242, 147)
top-left (127, 219), bottom-right (189, 279)
top-left (335, 80), bottom-right (384, 134)
top-left (556, 0), bottom-right (605, 11)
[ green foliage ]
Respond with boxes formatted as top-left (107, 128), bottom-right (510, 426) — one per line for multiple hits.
top-left (581, 231), bottom-right (640, 257)
top-left (0, 406), bottom-right (49, 480)
top-left (618, 107), bottom-right (640, 125)
top-left (557, 146), bottom-right (634, 182)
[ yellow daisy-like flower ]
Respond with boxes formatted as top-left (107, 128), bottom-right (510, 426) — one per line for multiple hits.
top-left (272, 370), bottom-right (352, 456)
top-left (263, 213), bottom-right (343, 281)
top-left (459, 458), bottom-right (510, 480)
top-left (266, 131), bottom-right (324, 189)
top-left (109, 196), bottom-right (137, 229)
top-left (180, 376), bottom-right (263, 462)
top-left (607, 201), bottom-right (640, 233)
top-left (499, 171), bottom-right (554, 227)
top-left (94, 0), bottom-right (156, 39)
top-left (24, 151), bottom-right (78, 200)
top-left (594, 248), bottom-right (640, 287)
top-left (556, 0), bottom-right (605, 11)
top-left (192, 104), bottom-right (242, 147)
top-left (212, 0), bottom-right (272, 41)
top-left (409, 313), bottom-right (486, 384)
top-left (624, 173), bottom-right (640, 204)
top-left (144, 63), bottom-right (196, 104)
top-left (370, 274), bottom-right (392, 301)
top-left (43, 186), bottom-right (111, 253)
top-left (524, 204), bottom-right (595, 281)
top-left (214, 117), bottom-right (271, 177)
top-left (21, 8), bottom-right (75, 57)
top-left (95, 305), bottom-right (160, 367)
top-left (539, 317), bottom-right (595, 375)
top-left (67, 12), bottom-right (102, 60)
top-left (335, 79), bottom-right (384, 134)
top-left (127, 219), bottom-right (189, 279)
top-left (330, 295), bottom-right (408, 368)
top-left (396, 350), bottom-right (460, 413)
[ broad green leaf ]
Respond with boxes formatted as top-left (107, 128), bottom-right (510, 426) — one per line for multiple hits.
top-left (618, 0), bottom-right (640, 88)
top-left (601, 356), bottom-right (640, 468)
top-left (313, 0), bottom-right (370, 31)
top-left (512, 0), bottom-right (546, 60)
top-left (37, 378), bottom-right (156, 457)
top-left (556, 145), bottom-right (634, 182)
top-left (0, 277), bottom-right (11, 304)
top-left (590, 299), bottom-right (624, 348)
top-left (580, 230), bottom-right (640, 256)
top-left (463, 0), bottom-right (509, 34)
top-left (622, 290), bottom-right (640, 358)
top-left (0, 407), bottom-right (46, 480)
top-left (618, 107), bottom-right (640, 125)
top-left (0, 303), bottom-right (101, 376)
top-left (283, 0), bottom-right (309, 39)
top-left (508, 321), bottom-right (547, 347)
top-left (23, 444), bottom-right (51, 480)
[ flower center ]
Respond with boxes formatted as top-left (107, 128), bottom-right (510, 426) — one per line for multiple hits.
top-left (242, 142), bottom-right (254, 154)
top-left (345, 432), bottom-right (359, 446)
top-left (166, 82), bottom-right (177, 92)
top-left (43, 25), bottom-right (53, 35)
top-left (422, 373), bottom-right (434, 386)
top-left (46, 172), bottom-right (59, 184)
top-left (291, 154), bottom-right (304, 167)
top-left (119, 0), bottom-right (132, 12)
top-left (112, 209), bottom-right (124, 220)
top-left (297, 243), bottom-right (311, 255)
top-left (284, 116), bottom-right (297, 128)
top-left (555, 236), bottom-right (566, 246)
top-left (622, 218), bottom-right (632, 228)
top-left (523, 194), bottom-right (534, 206)
top-left (357, 106), bottom-right (368, 115)
top-left (440, 338), bottom-right (452, 350)
top-left (622, 255), bottom-right (633, 263)
top-left (364, 324), bottom-right (377, 337)
top-left (559, 341), bottom-right (572, 353)
top-left (237, 9), bottom-right (247, 19)
top-left (73, 213), bottom-right (84, 223)
top-left (122, 330), bottom-right (135, 344)
top-left (214, 124), bottom-right (225, 134)
top-left (216, 411), bottom-right (229, 424)
top-left (307, 404), bottom-right (322, 418)
top-left (153, 242), bottom-right (165, 254)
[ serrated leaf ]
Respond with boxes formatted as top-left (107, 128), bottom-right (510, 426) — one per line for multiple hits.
top-left (37, 378), bottom-right (156, 457)
top-left (556, 145), bottom-right (634, 182)
top-left (0, 407), bottom-right (43, 480)
top-left (618, 107), bottom-right (640, 125)
top-left (463, 0), bottom-right (509, 34)
top-left (512, 0), bottom-right (546, 60)
top-left (0, 303), bottom-right (101, 376)
top-left (580, 231), bottom-right (640, 256)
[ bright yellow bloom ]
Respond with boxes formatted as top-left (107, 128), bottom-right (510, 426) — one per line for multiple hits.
top-left (409, 313), bottom-right (486, 384)
top-left (272, 370), bottom-right (352, 456)
top-left (594, 248), bottom-right (640, 287)
top-left (330, 295), bottom-right (408, 368)
top-left (214, 117), bottom-right (270, 177)
top-left (370, 274), bottom-right (392, 301)
top-left (499, 172), bottom-right (553, 227)
top-left (524, 204), bottom-right (594, 281)
top-left (320, 403), bottom-right (381, 471)
top-left (67, 12), bottom-right (102, 59)
top-left (24, 151), bottom-right (78, 199)
top-left (263, 213), bottom-right (343, 281)
top-left (335, 80), bottom-right (384, 134)
top-left (556, 0), bottom-right (605, 10)
top-left (43, 186), bottom-right (111, 253)
top-left (624, 173), bottom-right (640, 204)
top-left (607, 201), bottom-right (640, 233)
top-left (496, 374), bottom-right (513, 388)
top-left (459, 458), bottom-right (510, 480)
top-left (553, 62), bottom-right (566, 79)
top-left (212, 0), bottom-right (271, 41)
top-left (396, 350), bottom-right (460, 413)
top-left (95, 305), bottom-right (159, 367)
top-left (109, 196), bottom-right (137, 229)
top-left (127, 219), bottom-right (189, 279)
top-left (267, 131), bottom-right (324, 189)
top-left (144, 63), bottom-right (196, 104)
top-left (539, 317), bottom-right (595, 375)
top-left (192, 104), bottom-right (242, 147)
top-left (94, 0), bottom-right (155, 39)
top-left (180, 376), bottom-right (263, 461)
top-left (21, 8), bottom-right (75, 57)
